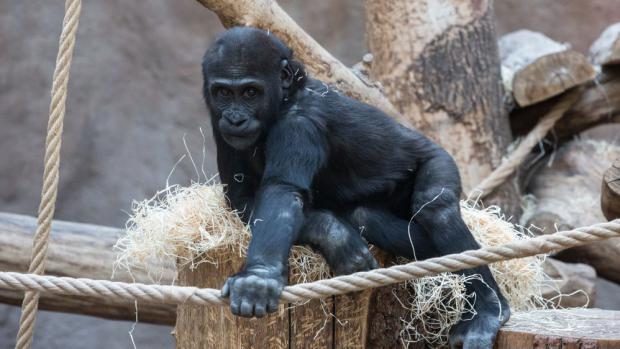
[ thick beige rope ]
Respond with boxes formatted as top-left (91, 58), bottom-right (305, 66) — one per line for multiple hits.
top-left (470, 89), bottom-right (581, 198)
top-left (1, 219), bottom-right (618, 306)
top-left (15, 0), bottom-right (82, 348)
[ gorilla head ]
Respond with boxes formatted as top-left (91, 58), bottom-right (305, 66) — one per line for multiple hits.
top-left (202, 27), bottom-right (306, 150)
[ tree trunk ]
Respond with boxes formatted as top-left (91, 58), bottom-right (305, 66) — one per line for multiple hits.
top-left (365, 0), bottom-right (518, 210)
top-left (364, 1), bottom-right (518, 347)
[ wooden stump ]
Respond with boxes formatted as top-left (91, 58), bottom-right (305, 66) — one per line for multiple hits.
top-left (496, 309), bottom-right (620, 349)
top-left (175, 257), bottom-right (372, 348)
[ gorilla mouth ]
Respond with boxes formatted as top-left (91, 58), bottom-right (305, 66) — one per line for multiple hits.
top-left (222, 127), bottom-right (261, 150)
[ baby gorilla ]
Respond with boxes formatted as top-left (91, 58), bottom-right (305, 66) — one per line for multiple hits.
top-left (202, 27), bottom-right (510, 349)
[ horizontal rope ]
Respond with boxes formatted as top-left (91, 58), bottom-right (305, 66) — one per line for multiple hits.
top-left (0, 219), bottom-right (618, 306)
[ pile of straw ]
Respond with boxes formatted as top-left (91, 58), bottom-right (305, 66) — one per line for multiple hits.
top-left (115, 184), bottom-right (551, 347)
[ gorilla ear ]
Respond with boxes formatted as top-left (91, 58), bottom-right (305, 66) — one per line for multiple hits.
top-left (280, 59), bottom-right (294, 88)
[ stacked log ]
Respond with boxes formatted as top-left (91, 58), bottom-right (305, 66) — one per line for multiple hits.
top-left (499, 30), bottom-right (595, 107)
top-left (0, 212), bottom-right (176, 324)
top-left (601, 158), bottom-right (620, 221)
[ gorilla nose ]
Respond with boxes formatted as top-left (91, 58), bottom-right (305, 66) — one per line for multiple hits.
top-left (225, 114), bottom-right (249, 127)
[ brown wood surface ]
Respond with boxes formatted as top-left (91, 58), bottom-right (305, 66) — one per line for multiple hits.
top-left (0, 212), bottom-right (176, 324)
top-left (510, 68), bottom-right (620, 139)
top-left (602, 158), bottom-right (620, 220)
top-left (288, 271), bottom-right (334, 349)
top-left (500, 30), bottom-right (595, 107)
top-left (334, 290), bottom-right (372, 349)
top-left (496, 309), bottom-right (620, 349)
top-left (175, 256), bottom-right (289, 349)
top-left (289, 298), bottom-right (334, 349)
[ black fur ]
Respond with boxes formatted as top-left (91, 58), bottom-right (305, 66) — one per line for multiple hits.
top-left (203, 27), bottom-right (510, 349)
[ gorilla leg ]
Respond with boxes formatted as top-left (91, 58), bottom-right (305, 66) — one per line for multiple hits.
top-left (345, 206), bottom-right (438, 261)
top-left (296, 210), bottom-right (378, 275)
top-left (410, 152), bottom-right (510, 349)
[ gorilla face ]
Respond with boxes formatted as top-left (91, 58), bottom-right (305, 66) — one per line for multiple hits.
top-left (202, 27), bottom-right (296, 151)
top-left (207, 76), bottom-right (273, 150)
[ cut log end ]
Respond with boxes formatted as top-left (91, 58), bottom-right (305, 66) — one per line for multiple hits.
top-left (496, 309), bottom-right (620, 349)
top-left (590, 22), bottom-right (620, 66)
top-left (500, 30), bottom-right (595, 107)
top-left (602, 158), bottom-right (620, 220)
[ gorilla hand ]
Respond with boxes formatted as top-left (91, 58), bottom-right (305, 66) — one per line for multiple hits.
top-left (221, 265), bottom-right (285, 318)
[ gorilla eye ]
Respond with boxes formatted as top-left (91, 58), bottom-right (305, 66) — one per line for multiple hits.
top-left (217, 88), bottom-right (232, 97)
top-left (243, 87), bottom-right (258, 98)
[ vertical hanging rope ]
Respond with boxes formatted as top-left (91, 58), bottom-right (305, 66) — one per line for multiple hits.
top-left (14, 0), bottom-right (82, 348)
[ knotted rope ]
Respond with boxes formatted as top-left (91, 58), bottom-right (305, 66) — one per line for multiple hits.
top-left (1, 219), bottom-right (619, 307)
top-left (15, 0), bottom-right (82, 348)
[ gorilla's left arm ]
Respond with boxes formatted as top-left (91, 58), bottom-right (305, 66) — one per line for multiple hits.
top-left (222, 115), bottom-right (327, 318)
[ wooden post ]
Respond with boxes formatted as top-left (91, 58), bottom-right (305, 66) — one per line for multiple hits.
top-left (175, 256), bottom-right (289, 348)
top-left (175, 252), bottom-right (377, 349)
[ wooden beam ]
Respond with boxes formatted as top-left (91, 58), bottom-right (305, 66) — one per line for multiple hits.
top-left (0, 212), bottom-right (176, 325)
top-left (602, 158), bottom-right (620, 220)
top-left (500, 30), bottom-right (595, 107)
top-left (193, 0), bottom-right (398, 118)
top-left (496, 309), bottom-right (620, 348)
top-left (590, 23), bottom-right (620, 67)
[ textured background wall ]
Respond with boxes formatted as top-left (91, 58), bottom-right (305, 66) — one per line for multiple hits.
top-left (0, 1), bottom-right (618, 348)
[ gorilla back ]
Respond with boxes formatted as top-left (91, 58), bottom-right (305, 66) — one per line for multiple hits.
top-left (202, 27), bottom-right (510, 349)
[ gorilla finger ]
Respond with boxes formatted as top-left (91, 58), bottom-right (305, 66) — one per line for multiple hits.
top-left (221, 278), bottom-right (232, 298)
top-left (367, 255), bottom-right (380, 269)
top-left (230, 299), bottom-right (241, 316)
top-left (254, 303), bottom-right (267, 318)
top-left (239, 300), bottom-right (254, 317)
top-left (267, 297), bottom-right (279, 313)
